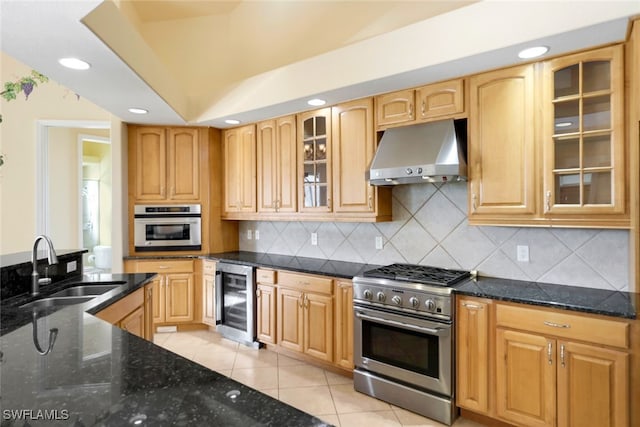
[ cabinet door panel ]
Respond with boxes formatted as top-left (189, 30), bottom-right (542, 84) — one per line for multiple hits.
top-left (332, 98), bottom-right (375, 214)
top-left (135, 128), bottom-right (167, 200)
top-left (276, 116), bottom-right (297, 213)
top-left (496, 328), bottom-right (555, 427)
top-left (150, 276), bottom-right (164, 324)
top-left (277, 288), bottom-right (304, 352)
top-left (557, 341), bottom-right (628, 427)
top-left (223, 129), bottom-right (241, 212)
top-left (469, 64), bottom-right (536, 219)
top-left (202, 273), bottom-right (216, 326)
top-left (120, 306), bottom-right (144, 338)
top-left (456, 298), bottom-right (490, 413)
top-left (375, 89), bottom-right (415, 128)
top-left (257, 284), bottom-right (277, 344)
top-left (416, 79), bottom-right (464, 121)
top-left (165, 273), bottom-right (194, 323)
top-left (168, 128), bottom-right (199, 200)
top-left (335, 281), bottom-right (353, 369)
top-left (257, 120), bottom-right (278, 212)
top-left (239, 126), bottom-right (257, 212)
top-left (304, 293), bottom-right (333, 362)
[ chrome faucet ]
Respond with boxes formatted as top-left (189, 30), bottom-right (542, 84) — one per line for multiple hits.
top-left (31, 235), bottom-right (59, 296)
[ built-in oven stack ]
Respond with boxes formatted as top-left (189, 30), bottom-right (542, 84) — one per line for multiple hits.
top-left (352, 264), bottom-right (471, 426)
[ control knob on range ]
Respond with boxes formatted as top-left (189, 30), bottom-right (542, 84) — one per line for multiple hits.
top-left (391, 295), bottom-right (402, 305)
top-left (425, 299), bottom-right (436, 311)
top-left (376, 292), bottom-right (386, 303)
top-left (409, 296), bottom-right (420, 308)
top-left (363, 289), bottom-right (373, 300)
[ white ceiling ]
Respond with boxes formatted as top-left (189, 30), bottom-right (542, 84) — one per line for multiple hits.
top-left (1, 1), bottom-right (639, 128)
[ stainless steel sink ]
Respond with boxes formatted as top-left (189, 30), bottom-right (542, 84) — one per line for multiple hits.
top-left (20, 296), bottom-right (95, 310)
top-left (51, 284), bottom-right (122, 297)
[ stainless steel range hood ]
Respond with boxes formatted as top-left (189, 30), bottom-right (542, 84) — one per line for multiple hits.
top-left (367, 119), bottom-right (467, 186)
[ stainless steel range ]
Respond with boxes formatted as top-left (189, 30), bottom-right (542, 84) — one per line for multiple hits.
top-left (352, 263), bottom-right (471, 426)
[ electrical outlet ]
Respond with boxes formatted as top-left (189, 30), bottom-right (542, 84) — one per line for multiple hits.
top-left (254, 230), bottom-right (260, 240)
top-left (375, 236), bottom-right (383, 250)
top-left (311, 232), bottom-right (318, 246)
top-left (516, 245), bottom-right (530, 262)
top-left (66, 261), bottom-right (77, 273)
top-left (246, 229), bottom-right (253, 240)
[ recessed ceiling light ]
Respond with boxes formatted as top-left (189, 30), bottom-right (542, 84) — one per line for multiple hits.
top-left (307, 98), bottom-right (326, 106)
top-left (128, 108), bottom-right (148, 114)
top-left (225, 119), bottom-right (241, 125)
top-left (58, 57), bottom-right (91, 70)
top-left (518, 46), bottom-right (549, 59)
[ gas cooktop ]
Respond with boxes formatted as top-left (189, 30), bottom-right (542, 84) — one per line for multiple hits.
top-left (362, 263), bottom-right (471, 287)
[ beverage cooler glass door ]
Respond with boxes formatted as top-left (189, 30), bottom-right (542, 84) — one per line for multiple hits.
top-left (215, 263), bottom-right (256, 345)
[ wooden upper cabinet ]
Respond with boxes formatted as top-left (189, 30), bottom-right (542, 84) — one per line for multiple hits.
top-left (223, 124), bottom-right (257, 214)
top-left (168, 128), bottom-right (200, 200)
top-left (415, 79), bottom-right (465, 122)
top-left (134, 127), bottom-right (167, 200)
top-left (468, 63), bottom-right (538, 224)
top-left (257, 116), bottom-right (297, 214)
top-left (375, 79), bottom-right (465, 130)
top-left (298, 108), bottom-right (332, 213)
top-left (132, 127), bottom-right (200, 202)
top-left (332, 98), bottom-right (376, 214)
top-left (375, 89), bottom-right (415, 129)
top-left (542, 45), bottom-right (626, 222)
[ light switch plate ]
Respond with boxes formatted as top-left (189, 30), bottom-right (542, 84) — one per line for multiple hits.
top-left (246, 229), bottom-right (253, 240)
top-left (517, 245), bottom-right (530, 262)
top-left (254, 230), bottom-right (260, 240)
top-left (311, 232), bottom-right (318, 246)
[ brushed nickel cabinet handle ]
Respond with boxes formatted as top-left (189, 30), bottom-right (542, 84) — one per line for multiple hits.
top-left (547, 342), bottom-right (553, 365)
top-left (544, 321), bottom-right (570, 329)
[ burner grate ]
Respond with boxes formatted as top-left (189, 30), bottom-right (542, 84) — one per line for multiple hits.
top-left (363, 263), bottom-right (470, 286)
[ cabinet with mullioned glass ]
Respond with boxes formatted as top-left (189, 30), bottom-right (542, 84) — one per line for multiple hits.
top-left (297, 108), bottom-right (332, 213)
top-left (542, 45), bottom-right (626, 225)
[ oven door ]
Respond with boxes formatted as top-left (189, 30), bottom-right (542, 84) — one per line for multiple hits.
top-left (134, 217), bottom-right (201, 251)
top-left (353, 304), bottom-right (452, 396)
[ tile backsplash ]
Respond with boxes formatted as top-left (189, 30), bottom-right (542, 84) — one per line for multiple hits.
top-left (239, 182), bottom-right (629, 292)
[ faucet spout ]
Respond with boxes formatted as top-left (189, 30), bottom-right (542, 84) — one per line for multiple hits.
top-left (31, 235), bottom-right (59, 296)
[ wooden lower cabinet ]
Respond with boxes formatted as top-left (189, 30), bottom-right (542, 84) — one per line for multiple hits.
top-left (334, 280), bottom-right (353, 369)
top-left (256, 283), bottom-right (277, 344)
top-left (95, 287), bottom-right (152, 340)
top-left (456, 297), bottom-right (631, 427)
top-left (124, 259), bottom-right (195, 327)
top-left (201, 260), bottom-right (216, 327)
top-left (456, 297), bottom-right (490, 414)
top-left (496, 328), bottom-right (556, 427)
top-left (276, 271), bottom-right (334, 363)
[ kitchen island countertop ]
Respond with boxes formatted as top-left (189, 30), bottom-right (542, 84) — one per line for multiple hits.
top-left (0, 272), bottom-right (330, 426)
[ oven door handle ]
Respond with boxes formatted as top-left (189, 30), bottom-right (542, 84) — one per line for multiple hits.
top-left (355, 311), bottom-right (448, 336)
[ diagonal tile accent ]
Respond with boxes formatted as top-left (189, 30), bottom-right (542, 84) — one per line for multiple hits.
top-left (550, 228), bottom-right (599, 251)
top-left (502, 228), bottom-right (570, 281)
top-left (317, 222), bottom-right (346, 258)
top-left (441, 222), bottom-right (497, 270)
top-left (414, 191), bottom-right (465, 242)
top-left (575, 230), bottom-right (629, 291)
top-left (538, 254), bottom-right (613, 290)
top-left (478, 226), bottom-right (519, 246)
top-left (393, 183), bottom-right (436, 215)
top-left (374, 196), bottom-right (411, 240)
top-left (439, 181), bottom-right (469, 213)
top-left (390, 218), bottom-right (436, 264)
top-left (419, 246), bottom-right (462, 270)
top-left (368, 242), bottom-right (406, 265)
top-left (348, 223), bottom-right (381, 262)
top-left (331, 240), bottom-right (365, 263)
top-left (335, 222), bottom-right (358, 238)
top-left (477, 250), bottom-right (530, 281)
top-left (281, 222), bottom-right (309, 255)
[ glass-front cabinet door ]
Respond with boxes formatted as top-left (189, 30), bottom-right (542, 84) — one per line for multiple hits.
top-left (298, 108), bottom-right (332, 213)
top-left (543, 45), bottom-right (625, 217)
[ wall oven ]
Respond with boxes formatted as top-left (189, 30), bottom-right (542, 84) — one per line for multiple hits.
top-left (352, 264), bottom-right (471, 426)
top-left (134, 204), bottom-right (201, 252)
top-left (215, 262), bottom-right (258, 347)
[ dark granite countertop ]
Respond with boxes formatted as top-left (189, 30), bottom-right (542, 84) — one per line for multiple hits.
top-left (455, 276), bottom-right (637, 319)
top-left (0, 273), bottom-right (330, 426)
top-left (202, 252), bottom-right (637, 319)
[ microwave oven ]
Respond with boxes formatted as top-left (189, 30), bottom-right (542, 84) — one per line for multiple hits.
top-left (134, 204), bottom-right (201, 251)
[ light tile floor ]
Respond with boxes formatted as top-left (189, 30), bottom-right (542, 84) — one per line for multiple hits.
top-left (154, 330), bottom-right (486, 427)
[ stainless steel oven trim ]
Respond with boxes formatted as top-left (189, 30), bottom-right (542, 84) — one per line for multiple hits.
top-left (353, 304), bottom-right (452, 396)
top-left (134, 216), bottom-right (202, 249)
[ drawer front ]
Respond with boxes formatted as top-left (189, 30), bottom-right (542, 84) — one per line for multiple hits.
top-left (278, 271), bottom-right (333, 294)
top-left (257, 268), bottom-right (276, 284)
top-left (134, 259), bottom-right (194, 274)
top-left (496, 303), bottom-right (629, 349)
top-left (202, 260), bottom-right (216, 275)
